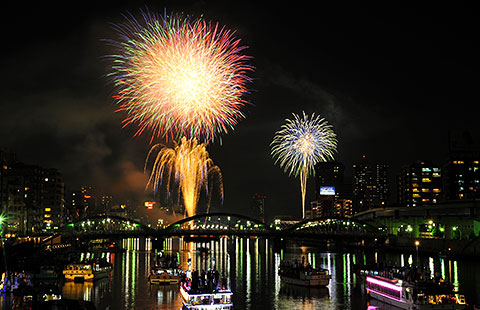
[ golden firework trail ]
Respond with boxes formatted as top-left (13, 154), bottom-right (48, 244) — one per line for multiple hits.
top-left (145, 137), bottom-right (223, 217)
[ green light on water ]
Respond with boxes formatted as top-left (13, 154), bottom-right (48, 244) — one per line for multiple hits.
top-left (453, 261), bottom-right (459, 288)
top-left (440, 258), bottom-right (445, 280)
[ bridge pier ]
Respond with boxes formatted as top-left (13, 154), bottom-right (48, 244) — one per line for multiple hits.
top-left (151, 237), bottom-right (164, 252)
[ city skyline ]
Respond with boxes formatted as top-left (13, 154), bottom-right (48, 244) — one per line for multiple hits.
top-left (1, 2), bottom-right (478, 220)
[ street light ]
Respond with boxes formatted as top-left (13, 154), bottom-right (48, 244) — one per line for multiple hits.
top-left (415, 240), bottom-right (420, 263)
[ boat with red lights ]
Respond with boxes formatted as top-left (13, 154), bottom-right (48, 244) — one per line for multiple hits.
top-left (365, 275), bottom-right (467, 309)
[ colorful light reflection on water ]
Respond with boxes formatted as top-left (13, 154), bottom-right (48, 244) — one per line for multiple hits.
top-left (0, 238), bottom-right (478, 309)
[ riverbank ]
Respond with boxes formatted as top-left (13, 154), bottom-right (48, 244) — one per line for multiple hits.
top-left (384, 235), bottom-right (480, 259)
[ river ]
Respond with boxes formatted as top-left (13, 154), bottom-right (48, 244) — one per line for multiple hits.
top-left (2, 237), bottom-right (479, 309)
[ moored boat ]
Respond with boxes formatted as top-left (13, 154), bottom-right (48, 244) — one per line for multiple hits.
top-left (63, 260), bottom-right (112, 282)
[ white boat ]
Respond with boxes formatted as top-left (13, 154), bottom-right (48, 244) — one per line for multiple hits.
top-left (63, 261), bottom-right (112, 282)
top-left (179, 270), bottom-right (232, 310)
top-left (179, 284), bottom-right (233, 310)
top-left (365, 275), bottom-right (467, 310)
top-left (279, 262), bottom-right (331, 287)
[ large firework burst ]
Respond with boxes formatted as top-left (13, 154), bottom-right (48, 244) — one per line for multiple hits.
top-left (146, 137), bottom-right (223, 217)
top-left (107, 11), bottom-right (253, 143)
top-left (271, 112), bottom-right (337, 218)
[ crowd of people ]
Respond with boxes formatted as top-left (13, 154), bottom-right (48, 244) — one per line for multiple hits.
top-left (181, 269), bottom-right (229, 293)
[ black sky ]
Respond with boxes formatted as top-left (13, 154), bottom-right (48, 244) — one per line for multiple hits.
top-left (1, 1), bottom-right (478, 221)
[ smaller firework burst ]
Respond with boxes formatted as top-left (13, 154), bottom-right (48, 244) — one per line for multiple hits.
top-left (271, 112), bottom-right (337, 218)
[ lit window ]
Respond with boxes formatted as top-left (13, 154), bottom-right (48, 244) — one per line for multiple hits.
top-left (422, 188), bottom-right (431, 192)
top-left (45, 208), bottom-right (51, 212)
top-left (433, 188), bottom-right (441, 193)
top-left (422, 178), bottom-right (431, 183)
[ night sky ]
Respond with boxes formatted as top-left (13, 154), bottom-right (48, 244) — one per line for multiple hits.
top-left (1, 1), bottom-right (478, 221)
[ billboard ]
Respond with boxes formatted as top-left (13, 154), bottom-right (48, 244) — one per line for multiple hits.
top-left (320, 186), bottom-right (335, 196)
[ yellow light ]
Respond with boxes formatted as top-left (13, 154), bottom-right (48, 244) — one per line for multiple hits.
top-left (415, 240), bottom-right (420, 246)
top-left (45, 208), bottom-right (51, 212)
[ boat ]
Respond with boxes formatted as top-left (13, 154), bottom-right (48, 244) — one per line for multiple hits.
top-left (33, 266), bottom-right (58, 280)
top-left (365, 275), bottom-right (467, 310)
top-left (148, 252), bottom-right (181, 285)
top-left (279, 260), bottom-right (331, 287)
top-left (149, 268), bottom-right (181, 285)
top-left (63, 260), bottom-right (112, 282)
top-left (179, 270), bottom-right (232, 310)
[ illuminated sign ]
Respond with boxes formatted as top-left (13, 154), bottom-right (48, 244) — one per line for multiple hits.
top-left (145, 201), bottom-right (156, 210)
top-left (320, 187), bottom-right (335, 195)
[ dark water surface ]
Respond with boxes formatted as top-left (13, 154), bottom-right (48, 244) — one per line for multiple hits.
top-left (2, 237), bottom-right (479, 309)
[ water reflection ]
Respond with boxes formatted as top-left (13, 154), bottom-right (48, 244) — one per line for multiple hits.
top-left (1, 237), bottom-right (479, 309)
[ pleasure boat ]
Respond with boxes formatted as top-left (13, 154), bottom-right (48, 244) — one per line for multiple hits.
top-left (365, 275), bottom-right (467, 310)
top-left (63, 260), bottom-right (112, 282)
top-left (179, 270), bottom-right (232, 310)
top-left (279, 260), bottom-right (331, 287)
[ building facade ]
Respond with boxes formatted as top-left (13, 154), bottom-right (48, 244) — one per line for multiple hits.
top-left (397, 160), bottom-right (442, 207)
top-left (352, 162), bottom-right (389, 212)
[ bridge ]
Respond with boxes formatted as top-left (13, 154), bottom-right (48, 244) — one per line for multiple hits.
top-left (55, 213), bottom-right (385, 243)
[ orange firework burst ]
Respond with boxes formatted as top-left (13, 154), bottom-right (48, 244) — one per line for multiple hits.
top-left (107, 11), bottom-right (254, 143)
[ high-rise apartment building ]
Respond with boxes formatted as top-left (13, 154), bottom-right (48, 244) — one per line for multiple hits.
top-left (397, 160), bottom-right (442, 207)
top-left (251, 193), bottom-right (266, 222)
top-left (352, 161), bottom-right (389, 212)
top-left (443, 131), bottom-right (480, 200)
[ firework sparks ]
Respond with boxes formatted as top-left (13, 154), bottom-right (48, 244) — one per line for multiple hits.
top-left (271, 112), bottom-right (337, 218)
top-left (146, 137), bottom-right (223, 217)
top-left (107, 11), bottom-right (254, 143)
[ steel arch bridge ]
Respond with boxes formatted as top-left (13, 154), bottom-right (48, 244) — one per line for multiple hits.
top-left (55, 214), bottom-right (385, 240)
top-left (60, 215), bottom-right (156, 238)
top-left (163, 212), bottom-right (274, 237)
top-left (282, 216), bottom-right (387, 240)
